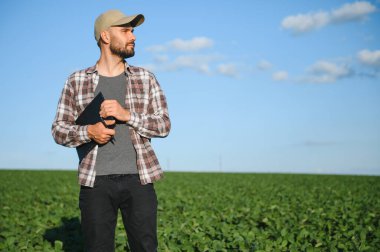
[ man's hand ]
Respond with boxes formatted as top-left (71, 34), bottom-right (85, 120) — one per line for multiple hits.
top-left (100, 100), bottom-right (131, 122)
top-left (87, 120), bottom-right (115, 144)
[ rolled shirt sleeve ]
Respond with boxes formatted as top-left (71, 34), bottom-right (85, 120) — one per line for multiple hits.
top-left (52, 80), bottom-right (92, 147)
top-left (127, 73), bottom-right (171, 139)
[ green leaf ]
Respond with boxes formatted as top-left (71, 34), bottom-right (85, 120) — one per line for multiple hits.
top-left (54, 240), bottom-right (63, 251)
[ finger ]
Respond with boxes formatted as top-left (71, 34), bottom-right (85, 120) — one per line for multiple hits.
top-left (97, 134), bottom-right (110, 141)
top-left (101, 100), bottom-right (111, 106)
top-left (104, 119), bottom-right (116, 126)
top-left (104, 129), bottom-right (116, 136)
top-left (94, 122), bottom-right (104, 129)
top-left (100, 102), bottom-right (109, 112)
top-left (97, 139), bottom-right (106, 144)
top-left (102, 100), bottom-right (117, 106)
top-left (99, 107), bottom-right (106, 117)
top-left (102, 135), bottom-right (111, 141)
top-left (93, 136), bottom-right (106, 144)
top-left (100, 107), bottom-right (114, 117)
top-left (100, 102), bottom-right (105, 110)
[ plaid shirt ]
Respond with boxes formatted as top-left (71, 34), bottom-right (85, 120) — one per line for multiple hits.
top-left (52, 62), bottom-right (170, 187)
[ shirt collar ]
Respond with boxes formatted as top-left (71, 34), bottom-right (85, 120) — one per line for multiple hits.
top-left (85, 61), bottom-right (133, 75)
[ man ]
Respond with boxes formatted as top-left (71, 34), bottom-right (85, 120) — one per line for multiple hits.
top-left (52, 9), bottom-right (170, 252)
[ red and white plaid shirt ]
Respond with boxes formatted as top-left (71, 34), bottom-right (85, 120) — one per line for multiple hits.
top-left (52, 62), bottom-right (170, 187)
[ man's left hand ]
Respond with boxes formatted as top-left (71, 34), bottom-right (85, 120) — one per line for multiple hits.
top-left (100, 100), bottom-right (131, 122)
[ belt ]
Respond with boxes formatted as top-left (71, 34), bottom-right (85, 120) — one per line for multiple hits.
top-left (96, 174), bottom-right (139, 179)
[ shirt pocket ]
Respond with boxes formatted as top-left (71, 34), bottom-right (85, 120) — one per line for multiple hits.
top-left (127, 92), bottom-right (149, 113)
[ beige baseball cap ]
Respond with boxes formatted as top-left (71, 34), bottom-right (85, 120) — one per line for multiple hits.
top-left (94, 9), bottom-right (145, 41)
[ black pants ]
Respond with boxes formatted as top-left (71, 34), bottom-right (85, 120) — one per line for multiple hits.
top-left (79, 174), bottom-right (158, 252)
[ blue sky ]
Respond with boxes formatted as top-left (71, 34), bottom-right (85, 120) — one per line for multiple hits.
top-left (0, 0), bottom-right (379, 175)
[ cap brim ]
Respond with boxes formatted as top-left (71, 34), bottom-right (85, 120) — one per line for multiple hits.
top-left (111, 14), bottom-right (145, 28)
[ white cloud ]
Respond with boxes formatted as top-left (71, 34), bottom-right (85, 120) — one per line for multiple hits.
top-left (331, 1), bottom-right (377, 23)
top-left (257, 60), bottom-right (273, 70)
top-left (357, 49), bottom-right (380, 68)
top-left (142, 54), bottom-right (245, 77)
top-left (146, 37), bottom-right (214, 53)
top-left (281, 1), bottom-right (377, 34)
top-left (164, 54), bottom-right (222, 74)
top-left (282, 12), bottom-right (329, 33)
top-left (144, 37), bottom-right (221, 75)
top-left (154, 54), bottom-right (169, 63)
top-left (170, 55), bottom-right (210, 73)
top-left (139, 63), bottom-right (157, 72)
top-left (170, 37), bottom-right (213, 51)
top-left (272, 71), bottom-right (289, 81)
top-left (217, 64), bottom-right (239, 78)
top-left (303, 60), bottom-right (351, 83)
top-left (146, 44), bottom-right (167, 53)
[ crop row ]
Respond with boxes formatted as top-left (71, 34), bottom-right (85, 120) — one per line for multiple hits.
top-left (0, 170), bottom-right (379, 251)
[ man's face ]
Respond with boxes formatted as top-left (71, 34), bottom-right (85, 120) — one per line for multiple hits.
top-left (108, 26), bottom-right (136, 59)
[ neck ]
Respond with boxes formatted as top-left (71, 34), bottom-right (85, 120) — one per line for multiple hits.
top-left (97, 50), bottom-right (125, 77)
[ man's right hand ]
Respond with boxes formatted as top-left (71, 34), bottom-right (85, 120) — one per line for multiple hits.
top-left (87, 120), bottom-right (116, 144)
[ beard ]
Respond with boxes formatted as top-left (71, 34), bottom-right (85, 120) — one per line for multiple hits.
top-left (110, 41), bottom-right (135, 59)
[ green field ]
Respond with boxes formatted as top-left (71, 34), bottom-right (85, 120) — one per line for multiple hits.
top-left (0, 170), bottom-right (379, 251)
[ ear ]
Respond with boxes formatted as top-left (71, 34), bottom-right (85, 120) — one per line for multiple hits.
top-left (100, 30), bottom-right (111, 44)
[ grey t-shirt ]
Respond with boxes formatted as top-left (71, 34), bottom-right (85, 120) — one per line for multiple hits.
top-left (94, 73), bottom-right (138, 175)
